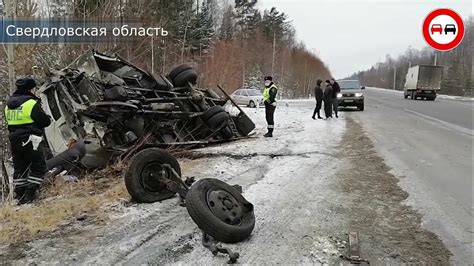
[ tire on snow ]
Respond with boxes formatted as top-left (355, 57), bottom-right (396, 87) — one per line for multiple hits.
top-left (220, 126), bottom-right (234, 140)
top-left (124, 148), bottom-right (181, 203)
top-left (186, 178), bottom-right (255, 243)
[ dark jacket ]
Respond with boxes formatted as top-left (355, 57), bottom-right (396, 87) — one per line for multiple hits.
top-left (6, 90), bottom-right (51, 140)
top-left (323, 85), bottom-right (333, 102)
top-left (331, 81), bottom-right (341, 98)
top-left (314, 86), bottom-right (323, 102)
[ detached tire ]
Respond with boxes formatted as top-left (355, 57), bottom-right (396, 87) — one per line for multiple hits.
top-left (124, 148), bottom-right (180, 203)
top-left (168, 64), bottom-right (193, 81)
top-left (186, 178), bottom-right (255, 243)
top-left (172, 69), bottom-right (198, 87)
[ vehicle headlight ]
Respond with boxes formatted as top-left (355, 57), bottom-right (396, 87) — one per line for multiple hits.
top-left (355, 93), bottom-right (363, 97)
top-left (337, 93), bottom-right (343, 98)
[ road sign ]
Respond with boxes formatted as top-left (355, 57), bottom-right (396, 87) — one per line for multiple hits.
top-left (423, 8), bottom-right (465, 51)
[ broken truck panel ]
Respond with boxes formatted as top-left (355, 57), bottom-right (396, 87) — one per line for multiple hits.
top-left (39, 50), bottom-right (255, 169)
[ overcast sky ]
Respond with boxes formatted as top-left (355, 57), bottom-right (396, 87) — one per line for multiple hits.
top-left (258, 0), bottom-right (472, 78)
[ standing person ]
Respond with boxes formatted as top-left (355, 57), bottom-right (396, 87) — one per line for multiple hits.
top-left (312, 79), bottom-right (324, 120)
top-left (262, 76), bottom-right (278, 137)
top-left (5, 78), bottom-right (51, 204)
top-left (323, 81), bottom-right (333, 119)
top-left (329, 78), bottom-right (341, 118)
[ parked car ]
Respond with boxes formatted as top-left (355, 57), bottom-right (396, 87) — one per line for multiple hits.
top-left (230, 89), bottom-right (263, 108)
top-left (336, 80), bottom-right (365, 111)
top-left (444, 24), bottom-right (456, 34)
top-left (431, 24), bottom-right (443, 34)
top-left (38, 50), bottom-right (255, 169)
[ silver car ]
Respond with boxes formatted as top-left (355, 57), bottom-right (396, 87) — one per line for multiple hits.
top-left (231, 89), bottom-right (263, 108)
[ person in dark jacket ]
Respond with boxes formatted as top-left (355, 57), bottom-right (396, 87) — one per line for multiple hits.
top-left (329, 78), bottom-right (341, 118)
top-left (312, 79), bottom-right (324, 120)
top-left (5, 78), bottom-right (51, 204)
top-left (262, 76), bottom-right (278, 137)
top-left (323, 81), bottom-right (333, 119)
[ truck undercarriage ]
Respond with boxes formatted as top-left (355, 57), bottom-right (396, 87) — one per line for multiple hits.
top-left (39, 50), bottom-right (255, 169)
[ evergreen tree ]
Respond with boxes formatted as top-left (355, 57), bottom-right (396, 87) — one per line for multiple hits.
top-left (219, 5), bottom-right (234, 41)
top-left (261, 7), bottom-right (291, 42)
top-left (189, 1), bottom-right (215, 55)
top-left (244, 66), bottom-right (263, 90)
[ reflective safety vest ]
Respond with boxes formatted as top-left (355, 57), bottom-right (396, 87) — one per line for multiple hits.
top-left (4, 99), bottom-right (37, 126)
top-left (263, 84), bottom-right (277, 102)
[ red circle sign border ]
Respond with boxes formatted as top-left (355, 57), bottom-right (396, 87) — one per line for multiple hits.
top-left (422, 8), bottom-right (465, 51)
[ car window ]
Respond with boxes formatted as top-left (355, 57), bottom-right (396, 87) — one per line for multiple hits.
top-left (233, 90), bottom-right (241, 96)
top-left (247, 90), bottom-right (262, 96)
top-left (241, 90), bottom-right (249, 96)
top-left (338, 80), bottom-right (361, 89)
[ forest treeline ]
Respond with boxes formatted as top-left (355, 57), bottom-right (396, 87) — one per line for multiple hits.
top-left (349, 18), bottom-right (473, 97)
top-left (0, 0), bottom-right (331, 98)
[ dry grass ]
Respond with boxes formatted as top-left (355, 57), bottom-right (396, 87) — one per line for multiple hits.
top-left (0, 164), bottom-right (129, 245)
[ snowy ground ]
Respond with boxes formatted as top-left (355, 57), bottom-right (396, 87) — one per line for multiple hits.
top-left (1, 100), bottom-right (451, 264)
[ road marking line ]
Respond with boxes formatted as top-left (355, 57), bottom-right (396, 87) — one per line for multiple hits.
top-left (404, 109), bottom-right (473, 137)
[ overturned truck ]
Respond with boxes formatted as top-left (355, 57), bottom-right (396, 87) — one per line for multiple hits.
top-left (40, 50), bottom-right (255, 169)
top-left (32, 51), bottom-right (257, 260)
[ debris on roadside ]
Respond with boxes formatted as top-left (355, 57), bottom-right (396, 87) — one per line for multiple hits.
top-left (202, 232), bottom-right (240, 264)
top-left (340, 232), bottom-right (370, 264)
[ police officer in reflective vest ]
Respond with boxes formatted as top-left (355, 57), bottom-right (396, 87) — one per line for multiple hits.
top-left (263, 76), bottom-right (278, 137)
top-left (5, 78), bottom-right (51, 204)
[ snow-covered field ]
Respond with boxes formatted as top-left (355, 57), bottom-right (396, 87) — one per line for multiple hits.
top-left (2, 100), bottom-right (451, 264)
top-left (6, 100), bottom-right (349, 265)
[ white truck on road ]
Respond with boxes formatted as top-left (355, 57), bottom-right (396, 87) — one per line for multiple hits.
top-left (404, 65), bottom-right (443, 101)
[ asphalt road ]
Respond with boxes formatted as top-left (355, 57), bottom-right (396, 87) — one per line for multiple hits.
top-left (349, 88), bottom-right (473, 264)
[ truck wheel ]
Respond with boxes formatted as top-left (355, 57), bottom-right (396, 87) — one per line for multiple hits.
top-left (172, 69), bottom-right (198, 87)
top-left (186, 178), bottom-right (255, 243)
top-left (124, 148), bottom-right (180, 203)
top-left (248, 101), bottom-right (256, 108)
top-left (404, 93), bottom-right (409, 99)
top-left (168, 64), bottom-right (193, 81)
top-left (220, 126), bottom-right (234, 140)
top-left (202, 106), bottom-right (225, 121)
top-left (359, 104), bottom-right (364, 111)
top-left (206, 112), bottom-right (230, 132)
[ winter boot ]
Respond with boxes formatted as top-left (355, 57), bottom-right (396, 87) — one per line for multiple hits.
top-left (18, 188), bottom-right (37, 205)
top-left (317, 111), bottom-right (323, 119)
top-left (14, 187), bottom-right (26, 202)
top-left (264, 128), bottom-right (273, 138)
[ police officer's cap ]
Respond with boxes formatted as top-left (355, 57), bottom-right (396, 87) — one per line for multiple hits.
top-left (16, 77), bottom-right (37, 91)
top-left (264, 76), bottom-right (273, 81)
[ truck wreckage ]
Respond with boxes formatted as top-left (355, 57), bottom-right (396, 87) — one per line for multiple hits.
top-left (41, 50), bottom-right (255, 170)
top-left (22, 50), bottom-right (256, 262)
